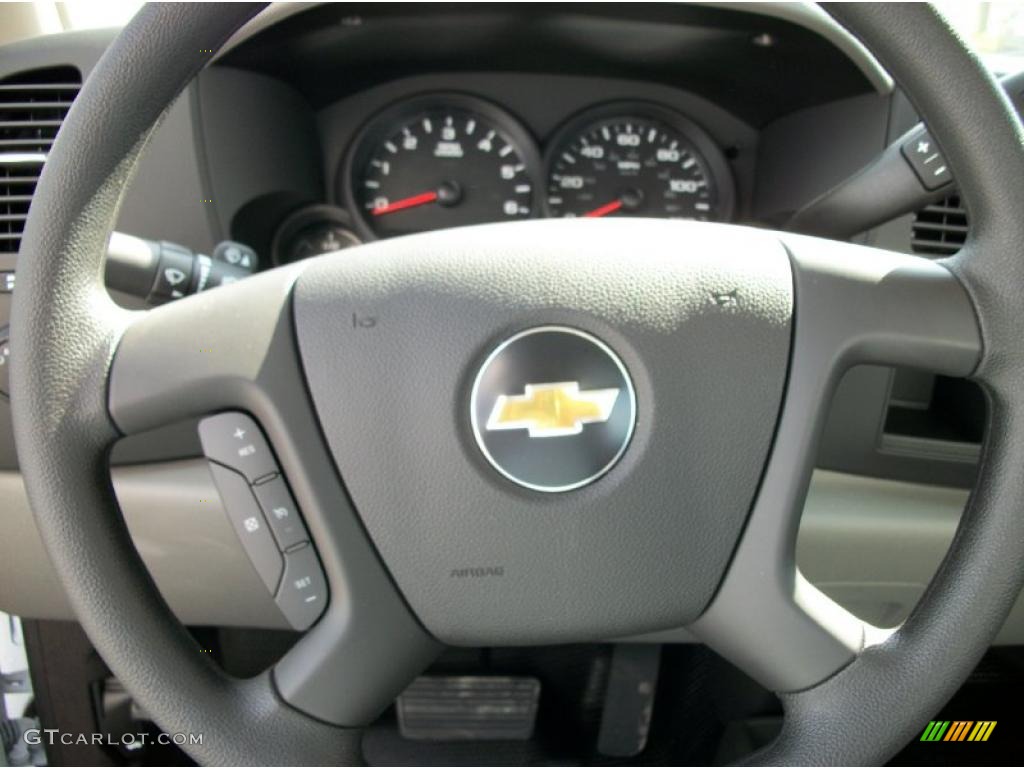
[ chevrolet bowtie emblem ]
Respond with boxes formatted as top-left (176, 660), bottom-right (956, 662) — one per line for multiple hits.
top-left (471, 326), bottom-right (636, 492)
top-left (486, 382), bottom-right (620, 438)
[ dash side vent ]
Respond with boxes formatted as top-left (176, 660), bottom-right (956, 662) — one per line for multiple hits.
top-left (911, 194), bottom-right (968, 256)
top-left (0, 65), bottom-right (82, 257)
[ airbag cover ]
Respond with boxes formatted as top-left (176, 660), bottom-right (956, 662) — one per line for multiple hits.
top-left (293, 219), bottom-right (792, 644)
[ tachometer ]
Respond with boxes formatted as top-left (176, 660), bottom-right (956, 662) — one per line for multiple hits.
top-left (544, 104), bottom-right (734, 221)
top-left (344, 95), bottom-right (542, 239)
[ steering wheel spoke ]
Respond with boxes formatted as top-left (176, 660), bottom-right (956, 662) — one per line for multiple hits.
top-left (109, 263), bottom-right (441, 727)
top-left (109, 264), bottom-right (303, 436)
top-left (691, 234), bottom-right (981, 692)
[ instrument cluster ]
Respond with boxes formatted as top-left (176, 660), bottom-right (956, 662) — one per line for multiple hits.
top-left (275, 93), bottom-right (736, 261)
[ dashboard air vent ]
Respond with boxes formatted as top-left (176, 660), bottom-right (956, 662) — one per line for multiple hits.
top-left (0, 65), bottom-right (82, 257)
top-left (911, 194), bottom-right (968, 256)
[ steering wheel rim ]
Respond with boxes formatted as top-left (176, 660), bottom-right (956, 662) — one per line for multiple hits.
top-left (11, 3), bottom-right (1024, 765)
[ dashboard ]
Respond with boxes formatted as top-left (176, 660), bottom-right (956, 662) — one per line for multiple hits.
top-left (2, 2), bottom-right (1017, 643)
top-left (200, 3), bottom-right (890, 270)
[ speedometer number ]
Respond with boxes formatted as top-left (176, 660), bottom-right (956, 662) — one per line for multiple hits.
top-left (545, 114), bottom-right (721, 221)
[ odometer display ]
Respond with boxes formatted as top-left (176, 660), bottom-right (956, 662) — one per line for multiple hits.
top-left (545, 107), bottom-right (731, 221)
top-left (346, 96), bottom-right (540, 239)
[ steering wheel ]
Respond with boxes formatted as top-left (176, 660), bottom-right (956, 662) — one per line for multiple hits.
top-left (12, 3), bottom-right (1024, 764)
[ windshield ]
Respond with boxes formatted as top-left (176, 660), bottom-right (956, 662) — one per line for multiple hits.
top-left (934, 1), bottom-right (1024, 72)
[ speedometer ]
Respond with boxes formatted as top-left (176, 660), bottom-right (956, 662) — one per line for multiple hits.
top-left (344, 94), bottom-right (542, 240)
top-left (544, 104), bottom-right (734, 221)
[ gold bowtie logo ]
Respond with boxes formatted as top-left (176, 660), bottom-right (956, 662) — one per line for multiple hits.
top-left (486, 382), bottom-right (620, 438)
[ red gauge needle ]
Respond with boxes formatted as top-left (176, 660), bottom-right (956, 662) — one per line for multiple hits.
top-left (583, 199), bottom-right (623, 218)
top-left (372, 190), bottom-right (439, 216)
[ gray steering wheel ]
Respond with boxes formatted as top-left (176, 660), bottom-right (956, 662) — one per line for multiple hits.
top-left (12, 3), bottom-right (1024, 765)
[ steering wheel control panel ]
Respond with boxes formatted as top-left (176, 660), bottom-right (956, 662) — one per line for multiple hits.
top-left (198, 412), bottom-right (328, 631)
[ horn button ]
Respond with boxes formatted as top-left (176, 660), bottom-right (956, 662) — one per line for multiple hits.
top-left (294, 219), bottom-right (792, 644)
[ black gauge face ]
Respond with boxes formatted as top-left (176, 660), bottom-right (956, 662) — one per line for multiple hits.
top-left (546, 113), bottom-right (724, 221)
top-left (348, 99), bottom-right (539, 239)
top-left (271, 205), bottom-right (362, 265)
top-left (286, 224), bottom-right (360, 263)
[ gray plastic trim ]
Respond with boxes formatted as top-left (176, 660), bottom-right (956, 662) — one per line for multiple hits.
top-left (688, 235), bottom-right (982, 692)
top-left (695, 2), bottom-right (893, 94)
top-left (108, 265), bottom-right (441, 725)
top-left (217, 2), bottom-right (893, 95)
top-left (797, 470), bottom-right (968, 630)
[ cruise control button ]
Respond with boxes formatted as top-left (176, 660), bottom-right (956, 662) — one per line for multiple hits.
top-left (901, 128), bottom-right (953, 191)
top-left (207, 463), bottom-right (283, 593)
top-left (276, 544), bottom-right (327, 630)
top-left (198, 412), bottom-right (278, 483)
top-left (253, 477), bottom-right (309, 551)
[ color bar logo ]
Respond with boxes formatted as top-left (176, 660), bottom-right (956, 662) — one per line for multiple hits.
top-left (920, 721), bottom-right (997, 742)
